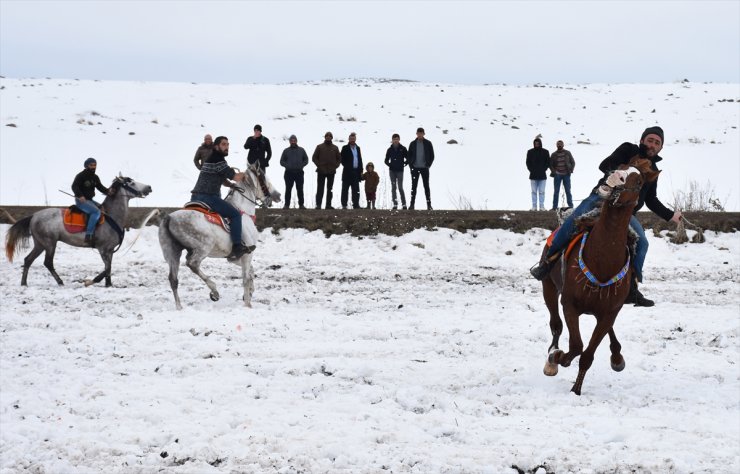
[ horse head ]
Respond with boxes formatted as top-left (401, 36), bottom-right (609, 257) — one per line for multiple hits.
top-left (604, 159), bottom-right (659, 208)
top-left (111, 174), bottom-right (153, 199)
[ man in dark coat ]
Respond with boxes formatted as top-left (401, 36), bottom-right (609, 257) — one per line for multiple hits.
top-left (71, 157), bottom-right (110, 245)
top-left (279, 134), bottom-right (309, 209)
top-left (243, 124), bottom-right (272, 171)
top-left (530, 126), bottom-right (682, 307)
top-left (193, 134), bottom-right (213, 170)
top-left (408, 127), bottom-right (435, 210)
top-left (526, 137), bottom-right (550, 211)
top-left (340, 132), bottom-right (363, 209)
top-left (312, 131), bottom-right (342, 209)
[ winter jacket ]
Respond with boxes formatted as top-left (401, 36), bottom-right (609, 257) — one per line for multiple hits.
top-left (244, 135), bottom-right (272, 169)
top-left (193, 143), bottom-right (213, 170)
top-left (595, 142), bottom-right (673, 220)
top-left (385, 144), bottom-right (409, 172)
top-left (340, 144), bottom-right (363, 181)
top-left (363, 170), bottom-right (380, 193)
top-left (408, 138), bottom-right (435, 169)
top-left (550, 149), bottom-right (575, 175)
top-left (526, 141), bottom-right (550, 180)
top-left (191, 150), bottom-right (236, 195)
top-left (72, 168), bottom-right (109, 200)
top-left (280, 145), bottom-right (309, 171)
top-left (313, 141), bottom-right (341, 174)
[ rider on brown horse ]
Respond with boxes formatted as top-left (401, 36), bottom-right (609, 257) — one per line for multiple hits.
top-left (530, 126), bottom-right (683, 306)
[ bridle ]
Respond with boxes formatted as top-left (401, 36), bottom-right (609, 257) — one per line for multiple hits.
top-left (116, 178), bottom-right (148, 198)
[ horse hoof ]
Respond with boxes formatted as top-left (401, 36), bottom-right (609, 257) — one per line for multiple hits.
top-left (543, 361), bottom-right (558, 376)
top-left (210, 292), bottom-right (219, 302)
top-left (611, 358), bottom-right (626, 372)
top-left (83, 279), bottom-right (94, 287)
top-left (570, 385), bottom-right (582, 396)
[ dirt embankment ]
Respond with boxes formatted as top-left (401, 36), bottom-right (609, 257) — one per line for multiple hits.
top-left (1, 206), bottom-right (738, 237)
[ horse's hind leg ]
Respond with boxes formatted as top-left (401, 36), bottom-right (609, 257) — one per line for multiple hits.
top-left (166, 250), bottom-right (184, 310)
top-left (186, 251), bottom-right (220, 302)
top-left (608, 328), bottom-right (625, 372)
top-left (241, 256), bottom-right (254, 308)
top-left (21, 245), bottom-right (45, 286)
top-left (42, 245), bottom-right (64, 286)
top-left (543, 277), bottom-right (562, 376)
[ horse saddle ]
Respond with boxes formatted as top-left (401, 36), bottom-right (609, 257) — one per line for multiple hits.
top-left (183, 201), bottom-right (232, 231)
top-left (62, 206), bottom-right (105, 234)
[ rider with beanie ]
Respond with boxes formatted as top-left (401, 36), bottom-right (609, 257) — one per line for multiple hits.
top-left (71, 158), bottom-right (110, 245)
top-left (191, 136), bottom-right (251, 260)
top-left (530, 126), bottom-right (682, 307)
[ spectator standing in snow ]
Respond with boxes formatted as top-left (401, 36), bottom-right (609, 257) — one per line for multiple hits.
top-left (243, 124), bottom-right (272, 171)
top-left (408, 127), bottom-right (435, 210)
top-left (549, 140), bottom-right (576, 209)
top-left (340, 132), bottom-right (363, 209)
top-left (279, 134), bottom-right (309, 209)
top-left (312, 131), bottom-right (341, 209)
top-left (526, 137), bottom-right (550, 210)
top-left (362, 162), bottom-right (380, 209)
top-left (193, 134), bottom-right (213, 170)
top-left (384, 133), bottom-right (408, 209)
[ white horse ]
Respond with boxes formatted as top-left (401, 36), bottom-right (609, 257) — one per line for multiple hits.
top-left (158, 166), bottom-right (280, 309)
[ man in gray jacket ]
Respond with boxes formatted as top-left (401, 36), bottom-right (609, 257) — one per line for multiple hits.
top-left (280, 134), bottom-right (309, 209)
top-left (550, 140), bottom-right (576, 209)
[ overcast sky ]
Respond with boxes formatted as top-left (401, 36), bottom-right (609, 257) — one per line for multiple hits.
top-left (1, 0), bottom-right (738, 85)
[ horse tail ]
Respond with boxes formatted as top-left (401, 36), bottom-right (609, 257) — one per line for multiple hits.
top-left (5, 216), bottom-right (33, 263)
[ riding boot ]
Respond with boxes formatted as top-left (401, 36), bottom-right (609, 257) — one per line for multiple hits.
top-left (626, 274), bottom-right (655, 307)
top-left (84, 234), bottom-right (96, 247)
top-left (530, 256), bottom-right (557, 280)
top-left (226, 243), bottom-right (249, 261)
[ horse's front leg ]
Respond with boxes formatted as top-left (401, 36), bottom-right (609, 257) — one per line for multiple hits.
top-left (86, 250), bottom-right (113, 287)
top-left (240, 255), bottom-right (254, 308)
top-left (185, 251), bottom-right (220, 301)
top-left (543, 277), bottom-right (562, 376)
top-left (571, 314), bottom-right (618, 395)
top-left (550, 303), bottom-right (583, 369)
top-left (608, 328), bottom-right (625, 372)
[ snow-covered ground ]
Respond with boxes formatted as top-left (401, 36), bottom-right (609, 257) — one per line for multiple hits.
top-left (1, 78), bottom-right (738, 211)
top-left (1, 223), bottom-right (738, 473)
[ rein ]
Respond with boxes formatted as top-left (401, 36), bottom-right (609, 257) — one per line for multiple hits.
top-left (609, 185), bottom-right (641, 207)
top-left (577, 231), bottom-right (630, 287)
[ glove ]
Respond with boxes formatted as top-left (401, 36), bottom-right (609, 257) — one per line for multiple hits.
top-left (606, 170), bottom-right (627, 187)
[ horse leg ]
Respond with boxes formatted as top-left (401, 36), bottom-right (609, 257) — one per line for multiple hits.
top-left (608, 328), bottom-right (625, 372)
top-left (185, 251), bottom-right (220, 302)
top-left (571, 315), bottom-right (617, 395)
top-left (21, 245), bottom-right (45, 286)
top-left (543, 277), bottom-right (562, 376)
top-left (550, 304), bottom-right (583, 369)
top-left (240, 255), bottom-right (254, 308)
top-left (42, 244), bottom-right (64, 286)
top-left (86, 250), bottom-right (113, 287)
top-left (166, 249), bottom-right (184, 310)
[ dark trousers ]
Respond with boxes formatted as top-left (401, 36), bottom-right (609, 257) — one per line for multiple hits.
top-left (341, 176), bottom-right (361, 209)
top-left (316, 172), bottom-right (335, 208)
top-left (191, 193), bottom-right (241, 244)
top-left (410, 168), bottom-right (431, 205)
top-left (284, 170), bottom-right (305, 207)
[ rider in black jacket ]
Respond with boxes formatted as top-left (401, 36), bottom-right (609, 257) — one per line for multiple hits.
top-left (71, 158), bottom-right (110, 244)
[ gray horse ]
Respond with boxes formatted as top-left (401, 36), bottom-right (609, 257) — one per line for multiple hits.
top-left (158, 166), bottom-right (280, 309)
top-left (5, 176), bottom-right (152, 286)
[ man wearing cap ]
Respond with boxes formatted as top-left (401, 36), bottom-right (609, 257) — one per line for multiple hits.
top-left (312, 132), bottom-right (341, 209)
top-left (243, 124), bottom-right (272, 171)
top-left (529, 126), bottom-right (682, 307)
top-left (340, 132), bottom-right (363, 209)
top-left (279, 134), bottom-right (309, 209)
top-left (71, 158), bottom-right (110, 245)
top-left (193, 134), bottom-right (213, 170)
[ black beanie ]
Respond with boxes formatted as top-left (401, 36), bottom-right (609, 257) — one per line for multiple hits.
top-left (641, 126), bottom-right (664, 143)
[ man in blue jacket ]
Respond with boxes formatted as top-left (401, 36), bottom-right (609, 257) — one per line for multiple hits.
top-left (385, 133), bottom-right (409, 210)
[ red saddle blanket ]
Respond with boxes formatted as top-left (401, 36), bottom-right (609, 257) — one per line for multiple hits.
top-left (62, 208), bottom-right (105, 234)
top-left (184, 205), bottom-right (255, 230)
top-left (546, 227), bottom-right (584, 261)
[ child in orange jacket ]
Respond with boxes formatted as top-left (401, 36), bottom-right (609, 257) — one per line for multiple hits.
top-left (362, 162), bottom-right (380, 209)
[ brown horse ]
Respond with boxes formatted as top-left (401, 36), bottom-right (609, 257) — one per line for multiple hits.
top-left (539, 159), bottom-right (659, 395)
